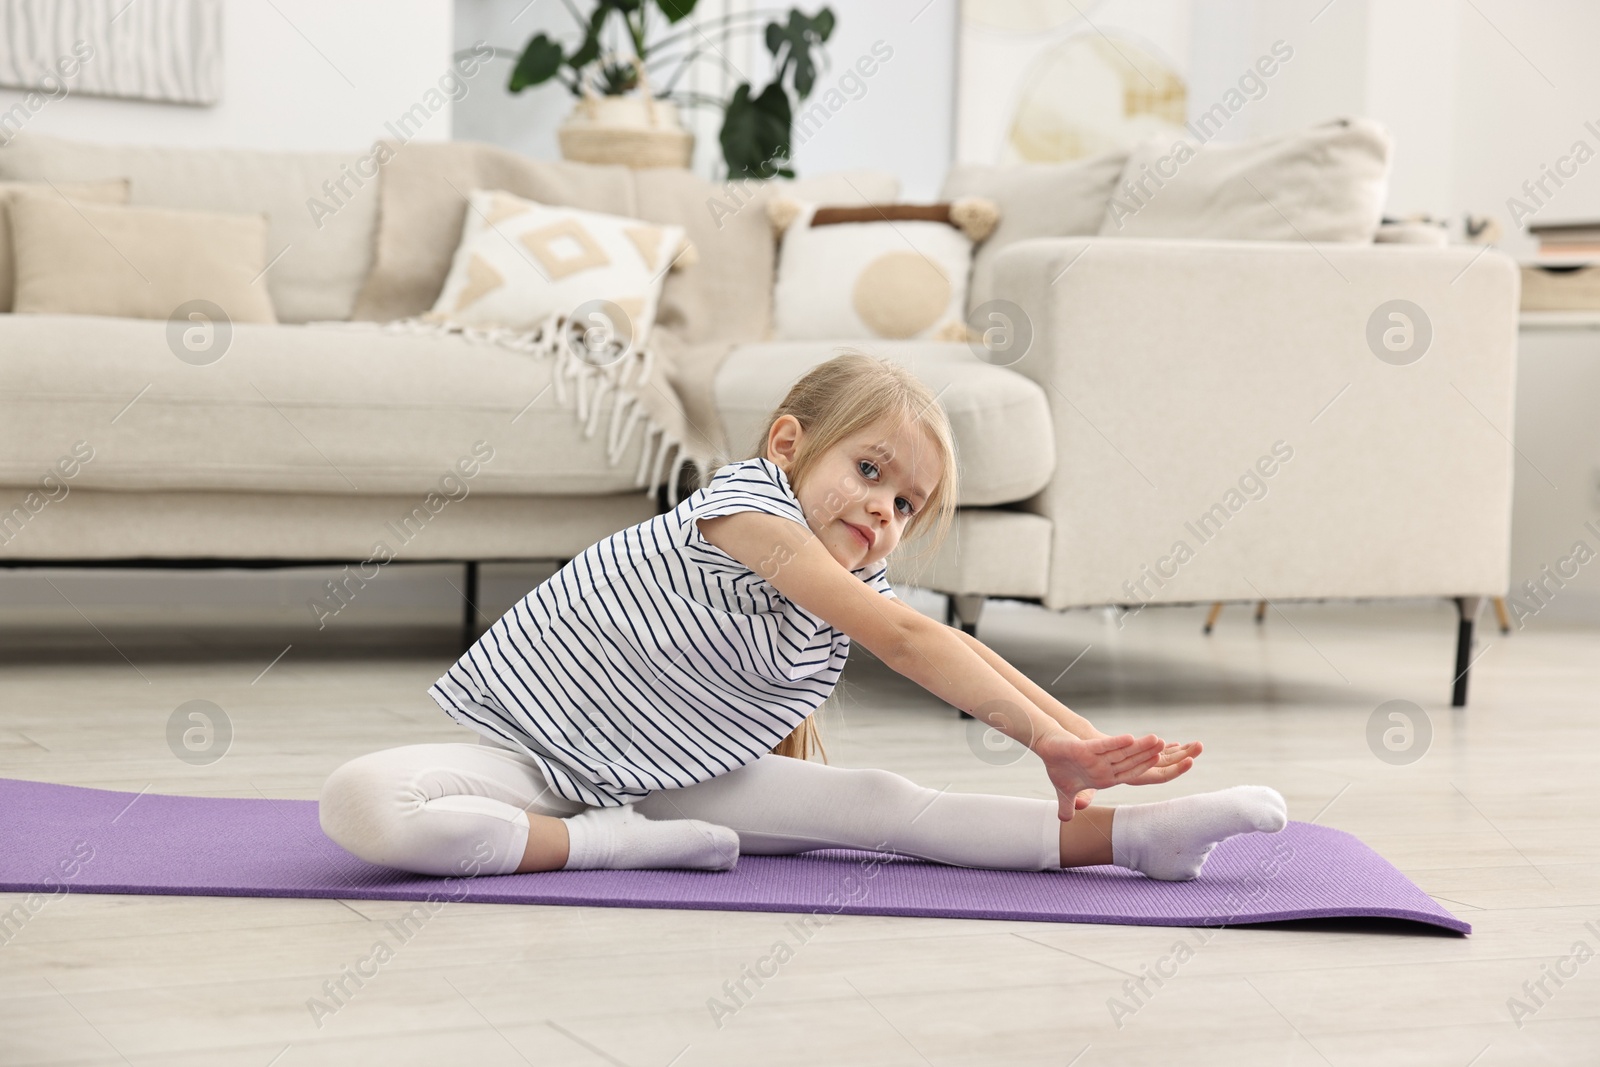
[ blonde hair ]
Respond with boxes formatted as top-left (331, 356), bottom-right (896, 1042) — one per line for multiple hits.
top-left (750, 351), bottom-right (960, 763)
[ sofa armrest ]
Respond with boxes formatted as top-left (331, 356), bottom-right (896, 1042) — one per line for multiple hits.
top-left (989, 237), bottom-right (1521, 610)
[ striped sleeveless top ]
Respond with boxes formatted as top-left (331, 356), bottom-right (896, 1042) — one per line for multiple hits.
top-left (427, 456), bottom-right (897, 807)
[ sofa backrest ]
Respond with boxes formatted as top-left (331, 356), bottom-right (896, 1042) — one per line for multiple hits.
top-left (0, 130), bottom-right (903, 335)
top-left (0, 133), bottom-right (377, 324)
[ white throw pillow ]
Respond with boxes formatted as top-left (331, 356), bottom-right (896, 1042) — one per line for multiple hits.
top-left (771, 201), bottom-right (985, 342)
top-left (1097, 116), bottom-right (1392, 242)
top-left (428, 189), bottom-right (689, 346)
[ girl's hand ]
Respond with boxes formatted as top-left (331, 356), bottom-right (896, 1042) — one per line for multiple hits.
top-left (1036, 732), bottom-right (1166, 821)
top-left (1068, 740), bottom-right (1204, 809)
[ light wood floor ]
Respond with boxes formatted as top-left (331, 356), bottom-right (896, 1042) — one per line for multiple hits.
top-left (1, 588), bottom-right (1597, 1066)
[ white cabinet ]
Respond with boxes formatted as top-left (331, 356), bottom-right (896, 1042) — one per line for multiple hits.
top-left (1510, 313), bottom-right (1600, 626)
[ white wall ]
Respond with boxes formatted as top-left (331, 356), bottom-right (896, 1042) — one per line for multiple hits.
top-left (1363, 0), bottom-right (1460, 220)
top-left (1450, 0), bottom-right (1600, 253)
top-left (1185, 0), bottom-right (1600, 254)
top-left (451, 0), bottom-right (578, 167)
top-left (0, 0), bottom-right (455, 151)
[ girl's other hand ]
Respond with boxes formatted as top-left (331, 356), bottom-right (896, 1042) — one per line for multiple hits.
top-left (1068, 740), bottom-right (1203, 808)
top-left (1037, 732), bottom-right (1165, 821)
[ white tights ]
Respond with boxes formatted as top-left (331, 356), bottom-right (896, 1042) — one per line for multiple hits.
top-left (318, 734), bottom-right (1063, 878)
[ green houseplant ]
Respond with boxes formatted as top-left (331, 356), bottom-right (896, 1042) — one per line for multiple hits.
top-left (495, 0), bottom-right (834, 179)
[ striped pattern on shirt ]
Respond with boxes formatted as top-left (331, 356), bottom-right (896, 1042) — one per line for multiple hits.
top-left (427, 457), bottom-right (898, 807)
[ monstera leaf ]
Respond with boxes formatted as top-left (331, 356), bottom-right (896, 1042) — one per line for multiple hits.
top-left (567, 4), bottom-right (608, 71)
top-left (654, 0), bottom-right (699, 22)
top-left (764, 9), bottom-right (834, 97)
top-left (508, 33), bottom-right (565, 92)
top-left (720, 7), bottom-right (832, 179)
top-left (506, 3), bottom-right (613, 94)
top-left (721, 81), bottom-right (795, 180)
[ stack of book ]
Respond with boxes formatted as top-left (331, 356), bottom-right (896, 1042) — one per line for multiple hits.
top-left (1530, 220), bottom-right (1600, 257)
top-left (1522, 220), bottom-right (1600, 310)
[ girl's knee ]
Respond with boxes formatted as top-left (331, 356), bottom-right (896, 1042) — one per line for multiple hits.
top-left (845, 765), bottom-right (930, 806)
top-left (318, 753), bottom-right (404, 857)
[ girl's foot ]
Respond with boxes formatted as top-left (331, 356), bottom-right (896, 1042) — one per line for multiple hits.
top-left (562, 803), bottom-right (740, 871)
top-left (1111, 785), bottom-right (1288, 881)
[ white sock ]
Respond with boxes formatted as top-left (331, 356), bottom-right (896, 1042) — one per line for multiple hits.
top-left (1111, 785), bottom-right (1288, 881)
top-left (562, 803), bottom-right (740, 871)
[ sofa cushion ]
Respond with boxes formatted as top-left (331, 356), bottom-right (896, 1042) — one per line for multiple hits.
top-left (940, 150), bottom-right (1127, 316)
top-left (1096, 116), bottom-right (1391, 242)
top-left (0, 132), bottom-right (377, 324)
top-left (886, 507), bottom-right (1051, 598)
top-left (713, 341), bottom-right (1054, 507)
top-left (10, 196), bottom-right (277, 323)
top-left (0, 314), bottom-right (688, 498)
top-left (0, 179), bottom-right (129, 312)
top-left (0, 488), bottom-right (660, 563)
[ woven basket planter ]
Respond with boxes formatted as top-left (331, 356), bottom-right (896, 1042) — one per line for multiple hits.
top-left (558, 95), bottom-right (694, 170)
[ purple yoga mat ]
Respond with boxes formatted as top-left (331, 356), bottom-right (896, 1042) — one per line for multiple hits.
top-left (0, 777), bottom-right (1468, 934)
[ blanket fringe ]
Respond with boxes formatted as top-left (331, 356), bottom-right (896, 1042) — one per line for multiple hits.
top-left (323, 314), bottom-right (699, 505)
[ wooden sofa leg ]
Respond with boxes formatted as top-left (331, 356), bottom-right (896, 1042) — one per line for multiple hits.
top-left (1492, 596), bottom-right (1512, 635)
top-left (462, 561), bottom-right (480, 652)
top-left (1202, 602), bottom-right (1223, 634)
top-left (1452, 596), bottom-right (1484, 708)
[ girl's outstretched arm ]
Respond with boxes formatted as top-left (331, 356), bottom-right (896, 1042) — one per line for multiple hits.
top-left (951, 627), bottom-right (1100, 737)
top-left (949, 627), bottom-right (1202, 807)
top-left (699, 512), bottom-right (1166, 819)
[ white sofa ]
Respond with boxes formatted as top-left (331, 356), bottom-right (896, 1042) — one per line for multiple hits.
top-left (0, 126), bottom-right (1519, 706)
top-left (780, 237), bottom-right (1518, 708)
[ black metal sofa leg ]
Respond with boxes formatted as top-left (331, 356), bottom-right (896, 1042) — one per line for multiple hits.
top-left (462, 561), bottom-right (480, 652)
top-left (947, 594), bottom-right (986, 718)
top-left (1452, 596), bottom-right (1483, 708)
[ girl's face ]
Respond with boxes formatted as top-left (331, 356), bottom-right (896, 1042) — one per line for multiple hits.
top-left (767, 415), bottom-right (943, 571)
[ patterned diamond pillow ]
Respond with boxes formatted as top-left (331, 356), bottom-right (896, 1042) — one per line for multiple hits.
top-left (426, 189), bottom-right (693, 346)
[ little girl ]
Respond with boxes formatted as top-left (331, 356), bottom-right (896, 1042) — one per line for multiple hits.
top-left (319, 353), bottom-right (1287, 881)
